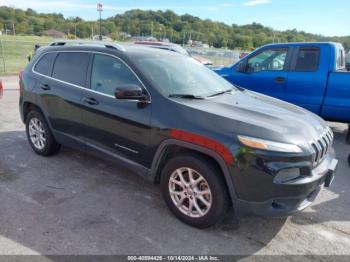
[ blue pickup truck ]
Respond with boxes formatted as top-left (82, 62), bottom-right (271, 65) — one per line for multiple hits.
top-left (213, 42), bottom-right (350, 126)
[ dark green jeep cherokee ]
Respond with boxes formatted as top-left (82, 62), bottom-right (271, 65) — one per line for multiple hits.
top-left (19, 41), bottom-right (338, 228)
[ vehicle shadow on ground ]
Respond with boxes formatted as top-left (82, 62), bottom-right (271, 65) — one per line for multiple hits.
top-left (0, 130), bottom-right (286, 255)
top-left (290, 127), bottom-right (350, 227)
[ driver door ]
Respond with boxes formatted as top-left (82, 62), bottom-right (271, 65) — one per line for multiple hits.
top-left (79, 53), bottom-right (151, 165)
top-left (233, 47), bottom-right (290, 100)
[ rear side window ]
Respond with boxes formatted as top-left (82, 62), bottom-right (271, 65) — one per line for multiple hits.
top-left (52, 52), bottom-right (90, 86)
top-left (34, 53), bottom-right (56, 76)
top-left (336, 48), bottom-right (345, 69)
top-left (294, 47), bottom-right (320, 72)
top-left (346, 54), bottom-right (350, 64)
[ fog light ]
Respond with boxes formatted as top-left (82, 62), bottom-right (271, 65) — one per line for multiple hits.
top-left (274, 168), bottom-right (300, 183)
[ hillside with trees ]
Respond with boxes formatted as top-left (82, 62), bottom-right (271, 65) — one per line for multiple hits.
top-left (1, 6), bottom-right (350, 50)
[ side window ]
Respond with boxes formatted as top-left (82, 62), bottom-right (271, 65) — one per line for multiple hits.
top-left (346, 54), bottom-right (350, 71)
top-left (52, 52), bottom-right (90, 86)
top-left (247, 49), bottom-right (288, 73)
top-left (346, 54), bottom-right (350, 64)
top-left (34, 53), bottom-right (56, 76)
top-left (91, 54), bottom-right (141, 96)
top-left (336, 48), bottom-right (345, 70)
top-left (294, 47), bottom-right (320, 72)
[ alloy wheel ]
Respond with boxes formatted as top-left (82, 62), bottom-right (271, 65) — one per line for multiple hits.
top-left (28, 117), bottom-right (46, 150)
top-left (168, 167), bottom-right (212, 218)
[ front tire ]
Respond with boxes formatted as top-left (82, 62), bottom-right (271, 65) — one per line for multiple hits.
top-left (160, 154), bottom-right (230, 228)
top-left (26, 110), bottom-right (61, 156)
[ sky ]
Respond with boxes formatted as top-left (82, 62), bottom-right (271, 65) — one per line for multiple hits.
top-left (1, 0), bottom-right (349, 37)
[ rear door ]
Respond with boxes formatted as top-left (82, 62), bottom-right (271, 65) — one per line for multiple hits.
top-left (230, 47), bottom-right (291, 100)
top-left (284, 46), bottom-right (329, 114)
top-left (80, 53), bottom-right (152, 165)
top-left (39, 51), bottom-right (90, 138)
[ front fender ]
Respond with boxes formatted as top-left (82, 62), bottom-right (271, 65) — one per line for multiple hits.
top-left (150, 139), bottom-right (240, 217)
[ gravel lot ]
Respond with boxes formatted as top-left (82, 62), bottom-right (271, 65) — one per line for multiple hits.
top-left (0, 76), bottom-right (349, 257)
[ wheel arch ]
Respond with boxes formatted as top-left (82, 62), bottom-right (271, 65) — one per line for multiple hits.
top-left (22, 101), bottom-right (44, 123)
top-left (151, 139), bottom-right (239, 215)
top-left (22, 101), bottom-right (57, 140)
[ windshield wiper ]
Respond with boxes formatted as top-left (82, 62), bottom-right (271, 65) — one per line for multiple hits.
top-left (169, 94), bottom-right (204, 99)
top-left (234, 85), bottom-right (245, 91)
top-left (207, 89), bottom-right (233, 97)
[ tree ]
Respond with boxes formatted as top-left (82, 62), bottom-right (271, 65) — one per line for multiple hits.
top-left (0, 7), bottom-right (349, 51)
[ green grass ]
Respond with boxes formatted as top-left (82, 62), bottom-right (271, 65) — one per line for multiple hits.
top-left (0, 35), bottom-right (54, 75)
top-left (0, 35), bottom-right (236, 75)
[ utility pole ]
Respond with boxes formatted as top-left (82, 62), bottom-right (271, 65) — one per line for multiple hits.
top-left (12, 22), bottom-right (15, 36)
top-left (97, 3), bottom-right (103, 41)
top-left (151, 22), bottom-right (153, 37)
top-left (74, 24), bottom-right (77, 38)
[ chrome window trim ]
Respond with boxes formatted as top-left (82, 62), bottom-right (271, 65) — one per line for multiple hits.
top-left (114, 143), bottom-right (139, 154)
top-left (31, 50), bottom-right (151, 103)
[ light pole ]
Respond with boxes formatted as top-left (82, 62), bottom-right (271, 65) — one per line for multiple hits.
top-left (97, 3), bottom-right (103, 41)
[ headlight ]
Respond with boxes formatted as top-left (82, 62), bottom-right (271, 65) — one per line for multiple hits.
top-left (238, 135), bottom-right (302, 153)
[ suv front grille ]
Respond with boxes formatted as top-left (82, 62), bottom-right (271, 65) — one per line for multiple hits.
top-left (310, 127), bottom-right (334, 166)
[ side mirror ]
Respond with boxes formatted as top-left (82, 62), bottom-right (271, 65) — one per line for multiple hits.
top-left (115, 84), bottom-right (147, 101)
top-left (237, 61), bottom-right (247, 73)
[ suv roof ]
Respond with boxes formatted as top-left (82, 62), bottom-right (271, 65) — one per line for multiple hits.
top-left (49, 40), bottom-right (127, 51)
top-left (35, 40), bottom-right (182, 58)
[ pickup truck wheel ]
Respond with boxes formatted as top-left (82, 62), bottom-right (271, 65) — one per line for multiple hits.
top-left (26, 110), bottom-right (61, 156)
top-left (160, 154), bottom-right (229, 228)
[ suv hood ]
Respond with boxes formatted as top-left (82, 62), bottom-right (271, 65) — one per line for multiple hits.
top-left (177, 90), bottom-right (328, 147)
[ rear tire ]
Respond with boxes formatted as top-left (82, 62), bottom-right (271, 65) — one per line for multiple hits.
top-left (26, 110), bottom-right (61, 156)
top-left (160, 154), bottom-right (230, 228)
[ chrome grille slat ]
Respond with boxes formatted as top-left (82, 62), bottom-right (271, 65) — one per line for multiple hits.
top-left (311, 144), bottom-right (318, 163)
top-left (318, 139), bottom-right (325, 158)
top-left (324, 132), bottom-right (331, 143)
top-left (322, 136), bottom-right (329, 152)
top-left (314, 142), bottom-right (322, 163)
top-left (325, 134), bottom-right (331, 144)
top-left (310, 128), bottom-right (333, 166)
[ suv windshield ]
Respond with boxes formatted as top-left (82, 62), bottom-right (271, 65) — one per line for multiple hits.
top-left (134, 55), bottom-right (235, 97)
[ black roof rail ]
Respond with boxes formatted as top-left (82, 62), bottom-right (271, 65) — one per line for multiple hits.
top-left (48, 40), bottom-right (126, 51)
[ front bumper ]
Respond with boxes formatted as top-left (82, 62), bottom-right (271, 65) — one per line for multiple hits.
top-left (231, 149), bottom-right (338, 217)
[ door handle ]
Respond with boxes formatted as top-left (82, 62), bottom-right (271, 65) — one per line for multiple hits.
top-left (40, 84), bottom-right (51, 91)
top-left (83, 97), bottom-right (99, 106)
top-left (275, 76), bottom-right (286, 84)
